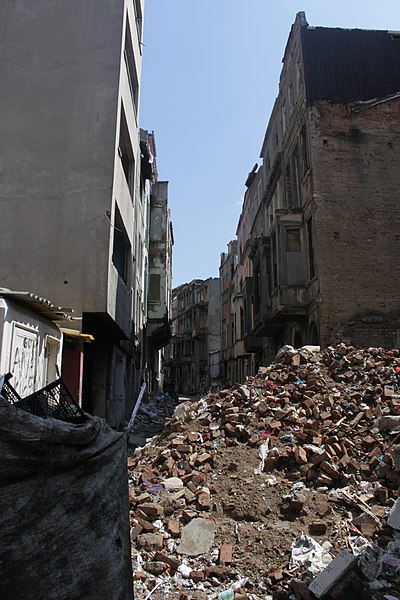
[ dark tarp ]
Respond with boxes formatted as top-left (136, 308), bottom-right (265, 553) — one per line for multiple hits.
top-left (0, 400), bottom-right (133, 600)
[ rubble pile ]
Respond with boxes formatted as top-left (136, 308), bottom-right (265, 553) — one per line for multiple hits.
top-left (128, 344), bottom-right (400, 599)
top-left (130, 391), bottom-right (180, 446)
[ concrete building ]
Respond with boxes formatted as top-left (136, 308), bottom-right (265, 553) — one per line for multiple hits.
top-left (165, 279), bottom-right (221, 395)
top-left (138, 130), bottom-right (174, 391)
top-left (227, 13), bottom-right (400, 378)
top-left (0, 0), bottom-right (146, 425)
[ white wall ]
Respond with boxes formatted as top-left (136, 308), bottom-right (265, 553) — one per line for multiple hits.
top-left (0, 299), bottom-right (63, 397)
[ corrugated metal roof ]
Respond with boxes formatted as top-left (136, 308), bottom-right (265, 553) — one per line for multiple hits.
top-left (0, 288), bottom-right (73, 322)
top-left (301, 27), bottom-right (400, 103)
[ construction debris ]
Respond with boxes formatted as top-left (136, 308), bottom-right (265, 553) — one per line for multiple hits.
top-left (129, 344), bottom-right (400, 599)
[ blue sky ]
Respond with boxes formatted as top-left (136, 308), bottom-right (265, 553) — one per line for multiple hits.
top-left (140, 0), bottom-right (400, 287)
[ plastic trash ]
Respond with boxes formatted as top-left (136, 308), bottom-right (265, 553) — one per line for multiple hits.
top-left (265, 475), bottom-right (278, 486)
top-left (284, 481), bottom-right (306, 499)
top-left (254, 439), bottom-right (270, 474)
top-left (348, 534), bottom-right (372, 556)
top-left (280, 434), bottom-right (295, 442)
top-left (218, 590), bottom-right (234, 600)
top-left (291, 534), bottom-right (333, 575)
top-left (218, 577), bottom-right (248, 599)
top-left (177, 563), bottom-right (192, 578)
top-left (162, 477), bottom-right (184, 491)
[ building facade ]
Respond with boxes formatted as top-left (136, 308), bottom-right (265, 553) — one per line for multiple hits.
top-left (0, 0), bottom-right (151, 425)
top-left (225, 12), bottom-right (400, 379)
top-left (165, 279), bottom-right (221, 395)
top-left (219, 242), bottom-right (238, 387)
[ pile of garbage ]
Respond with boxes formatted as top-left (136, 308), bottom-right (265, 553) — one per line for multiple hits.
top-left (128, 344), bottom-right (400, 599)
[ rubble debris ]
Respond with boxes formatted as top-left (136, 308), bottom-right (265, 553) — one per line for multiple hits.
top-left (290, 535), bottom-right (333, 575)
top-left (388, 498), bottom-right (400, 530)
top-left (308, 551), bottom-right (358, 597)
top-left (129, 390), bottom-right (180, 447)
top-left (177, 518), bottom-right (216, 556)
top-left (129, 344), bottom-right (400, 599)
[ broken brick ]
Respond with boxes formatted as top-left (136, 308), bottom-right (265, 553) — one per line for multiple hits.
top-left (218, 543), bottom-right (233, 565)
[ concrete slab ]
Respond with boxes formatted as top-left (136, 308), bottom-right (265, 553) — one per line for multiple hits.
top-left (176, 518), bottom-right (216, 557)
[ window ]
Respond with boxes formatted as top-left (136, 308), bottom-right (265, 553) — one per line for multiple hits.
top-left (300, 125), bottom-right (309, 177)
top-left (295, 63), bottom-right (302, 94)
top-left (272, 234), bottom-right (278, 290)
top-left (124, 19), bottom-right (139, 112)
top-left (285, 148), bottom-right (301, 208)
top-left (286, 228), bottom-right (302, 252)
top-left (253, 265), bottom-right (261, 315)
top-left (288, 81), bottom-right (294, 113)
top-left (136, 233), bottom-right (143, 274)
top-left (240, 307), bottom-right (244, 339)
top-left (149, 273), bottom-right (161, 302)
top-left (274, 130), bottom-right (279, 150)
top-left (286, 227), bottom-right (305, 285)
top-left (118, 106), bottom-right (135, 197)
top-left (285, 164), bottom-right (292, 207)
top-left (307, 217), bottom-right (315, 279)
top-left (265, 152), bottom-right (271, 174)
top-left (281, 100), bottom-right (287, 134)
top-left (133, 0), bottom-right (143, 45)
top-left (257, 180), bottom-right (263, 206)
top-left (291, 147), bottom-right (301, 207)
top-left (112, 209), bottom-right (130, 284)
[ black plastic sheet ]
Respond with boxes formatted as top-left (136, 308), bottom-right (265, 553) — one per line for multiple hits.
top-left (0, 401), bottom-right (133, 600)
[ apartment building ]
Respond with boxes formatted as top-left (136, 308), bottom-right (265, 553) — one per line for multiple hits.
top-left (220, 242), bottom-right (238, 387)
top-left (0, 0), bottom-right (148, 425)
top-left (165, 279), bottom-right (221, 395)
top-left (228, 12), bottom-right (400, 377)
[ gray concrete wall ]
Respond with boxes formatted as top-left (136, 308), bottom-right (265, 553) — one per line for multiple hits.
top-left (0, 0), bottom-right (125, 313)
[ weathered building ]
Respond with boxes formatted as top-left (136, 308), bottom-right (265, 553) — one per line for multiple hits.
top-left (0, 0), bottom-right (149, 425)
top-left (165, 278), bottom-right (221, 395)
top-left (230, 13), bottom-right (400, 377)
top-left (219, 243), bottom-right (238, 387)
top-left (147, 178), bottom-right (174, 390)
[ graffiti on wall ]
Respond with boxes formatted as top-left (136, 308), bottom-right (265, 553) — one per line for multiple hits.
top-left (10, 326), bottom-right (38, 396)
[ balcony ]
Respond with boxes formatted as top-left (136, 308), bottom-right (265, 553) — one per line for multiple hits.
top-left (234, 339), bottom-right (248, 358)
top-left (192, 326), bottom-right (207, 339)
top-left (222, 347), bottom-right (235, 361)
top-left (178, 354), bottom-right (192, 364)
top-left (253, 311), bottom-right (284, 337)
top-left (271, 285), bottom-right (312, 320)
top-left (244, 334), bottom-right (264, 353)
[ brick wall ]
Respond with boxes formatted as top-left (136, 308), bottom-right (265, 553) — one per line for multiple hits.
top-left (309, 97), bottom-right (400, 347)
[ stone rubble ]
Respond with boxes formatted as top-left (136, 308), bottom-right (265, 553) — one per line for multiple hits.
top-left (128, 344), bottom-right (400, 599)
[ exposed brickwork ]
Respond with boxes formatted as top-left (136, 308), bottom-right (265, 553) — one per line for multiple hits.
top-left (309, 97), bottom-right (400, 347)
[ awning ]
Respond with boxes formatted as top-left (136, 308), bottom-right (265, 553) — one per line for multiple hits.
top-left (59, 328), bottom-right (94, 343)
top-left (0, 288), bottom-right (73, 322)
